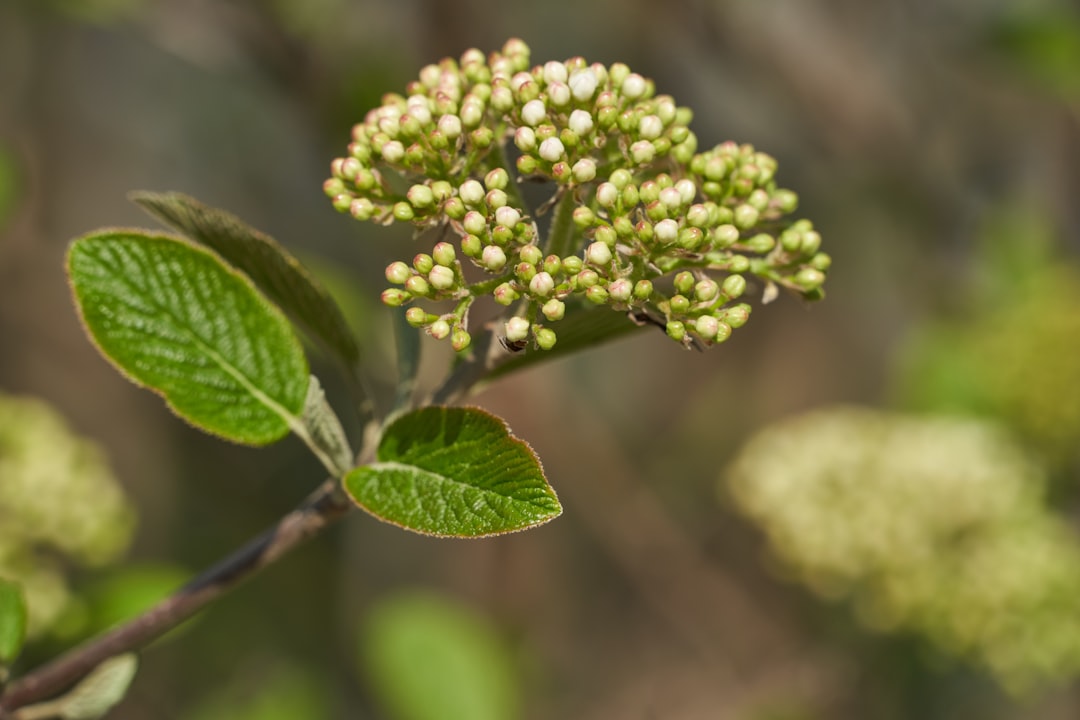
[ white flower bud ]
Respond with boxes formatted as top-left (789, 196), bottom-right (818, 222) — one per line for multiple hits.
top-left (568, 109), bottom-right (594, 136)
top-left (437, 114), bottom-right (462, 139)
top-left (541, 298), bottom-right (565, 321)
top-left (621, 73), bottom-right (647, 99)
top-left (543, 61), bottom-right (568, 84)
top-left (596, 182), bottom-right (619, 207)
top-left (585, 241), bottom-right (612, 266)
top-left (676, 178), bottom-right (697, 204)
top-left (460, 99), bottom-right (484, 128)
top-left (521, 99), bottom-right (546, 127)
top-left (660, 186), bottom-right (682, 210)
top-left (655, 218), bottom-right (679, 243)
top-left (505, 316), bottom-right (531, 343)
top-left (481, 245), bottom-right (507, 270)
top-left (547, 81), bottom-right (571, 107)
top-left (538, 137), bottom-right (566, 162)
top-left (569, 68), bottom-right (599, 101)
top-left (629, 140), bottom-right (655, 164)
top-left (381, 140), bottom-right (405, 162)
top-left (695, 314), bottom-right (720, 339)
top-left (490, 85), bottom-right (514, 112)
top-left (459, 179), bottom-right (485, 205)
top-left (494, 205), bottom-right (521, 227)
top-left (608, 278), bottom-right (633, 302)
top-left (419, 64), bottom-right (441, 88)
top-left (529, 271), bottom-right (555, 297)
top-left (572, 158), bottom-right (597, 183)
top-left (428, 265), bottom-right (456, 290)
top-left (406, 98), bottom-right (432, 125)
top-left (514, 126), bottom-right (537, 152)
top-left (639, 114), bottom-right (663, 140)
top-left (463, 210), bottom-right (487, 235)
top-left (511, 71), bottom-right (533, 92)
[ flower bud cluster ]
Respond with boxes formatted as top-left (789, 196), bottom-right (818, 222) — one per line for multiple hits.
top-left (728, 408), bottom-right (1080, 694)
top-left (326, 39), bottom-right (829, 352)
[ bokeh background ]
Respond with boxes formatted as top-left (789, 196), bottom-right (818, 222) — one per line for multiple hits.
top-left (2, 0), bottom-right (1080, 718)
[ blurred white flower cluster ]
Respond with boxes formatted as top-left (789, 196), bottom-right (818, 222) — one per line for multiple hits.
top-left (727, 406), bottom-right (1080, 693)
top-left (0, 392), bottom-right (134, 637)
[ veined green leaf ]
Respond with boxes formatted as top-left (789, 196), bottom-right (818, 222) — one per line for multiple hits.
top-left (0, 578), bottom-right (27, 667)
top-left (343, 407), bottom-right (560, 537)
top-left (130, 192), bottom-right (363, 382)
top-left (67, 231), bottom-right (310, 445)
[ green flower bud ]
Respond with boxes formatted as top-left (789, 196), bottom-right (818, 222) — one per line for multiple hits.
top-left (350, 198), bottom-right (375, 220)
top-left (444, 197), bottom-right (466, 220)
top-left (576, 269), bottom-right (600, 288)
top-left (386, 261), bottom-right (411, 284)
top-left (514, 126), bottom-right (537, 152)
top-left (722, 274), bottom-right (747, 299)
top-left (639, 180), bottom-right (661, 205)
top-left (674, 271), bottom-right (695, 295)
top-left (733, 204), bottom-right (759, 230)
top-left (324, 177), bottom-right (347, 198)
top-left (413, 253), bottom-right (435, 274)
top-left (745, 233), bottom-right (775, 254)
top-left (633, 279), bottom-right (654, 300)
top-left (795, 267), bottom-right (826, 290)
top-left (429, 265), bottom-right (456, 290)
top-left (585, 285), bottom-right (609, 304)
top-left (722, 304), bottom-right (750, 328)
top-left (800, 230), bottom-right (822, 255)
top-left (332, 193), bottom-right (354, 212)
top-left (542, 298), bottom-right (566, 321)
top-left (562, 255), bottom-right (583, 274)
top-left (381, 288), bottom-right (410, 307)
top-left (810, 252), bottom-right (832, 271)
top-left (484, 168), bottom-right (509, 191)
top-left (573, 206), bottom-right (596, 228)
top-left (636, 220), bottom-right (655, 243)
top-left (780, 228), bottom-right (802, 252)
top-left (613, 216), bottom-right (635, 238)
top-left (461, 234), bottom-right (482, 257)
top-left (517, 155), bottom-right (538, 175)
top-left (728, 255), bottom-right (751, 274)
top-left (421, 239), bottom-right (449, 269)
top-left (686, 204), bottom-right (711, 228)
top-left (428, 318), bottom-right (452, 339)
top-left (646, 201), bottom-right (669, 223)
top-left (405, 275), bottom-right (431, 296)
top-left (543, 255), bottom-right (562, 276)
top-left (486, 189), bottom-right (508, 209)
top-left (535, 327), bottom-right (557, 350)
top-left (463, 211), bottom-right (487, 235)
top-left (572, 158), bottom-right (597, 183)
top-left (451, 328), bottom-right (472, 352)
top-left (405, 306), bottom-right (430, 327)
top-left (772, 189), bottom-right (798, 213)
top-left (515, 262), bottom-right (537, 283)
top-left (694, 278), bottom-right (720, 302)
top-left (520, 244), bottom-right (543, 265)
top-left (666, 320), bottom-right (686, 342)
top-left (459, 179), bottom-right (485, 206)
top-left (491, 224), bottom-right (514, 245)
top-left (407, 184), bottom-right (434, 209)
top-left (670, 294), bottom-right (690, 314)
top-left (493, 282), bottom-right (519, 305)
top-left (621, 184), bottom-right (640, 207)
top-left (678, 227), bottom-right (704, 250)
top-left (470, 126), bottom-right (494, 148)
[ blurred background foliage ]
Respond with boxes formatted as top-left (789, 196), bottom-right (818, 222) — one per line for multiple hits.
top-left (0, 0), bottom-right (1078, 718)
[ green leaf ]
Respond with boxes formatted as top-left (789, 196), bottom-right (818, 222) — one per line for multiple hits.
top-left (67, 231), bottom-right (310, 445)
top-left (343, 406), bottom-right (561, 537)
top-left (0, 578), bottom-right (27, 667)
top-left (56, 653), bottom-right (138, 719)
top-left (360, 591), bottom-right (520, 720)
top-left (130, 192), bottom-right (364, 385)
top-left (301, 375), bottom-right (355, 476)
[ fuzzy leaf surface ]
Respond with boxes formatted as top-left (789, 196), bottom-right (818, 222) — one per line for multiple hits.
top-left (68, 231), bottom-right (309, 445)
top-left (131, 191), bottom-right (363, 377)
top-left (343, 407), bottom-right (560, 537)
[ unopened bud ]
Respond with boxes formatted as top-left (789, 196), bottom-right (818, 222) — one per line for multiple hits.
top-left (386, 261), bottom-right (411, 285)
top-left (505, 316), bottom-right (531, 342)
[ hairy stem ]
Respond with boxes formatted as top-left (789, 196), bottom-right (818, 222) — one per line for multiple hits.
top-left (0, 480), bottom-right (355, 717)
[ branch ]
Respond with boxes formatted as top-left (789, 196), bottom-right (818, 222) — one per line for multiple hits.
top-left (0, 480), bottom-right (354, 717)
